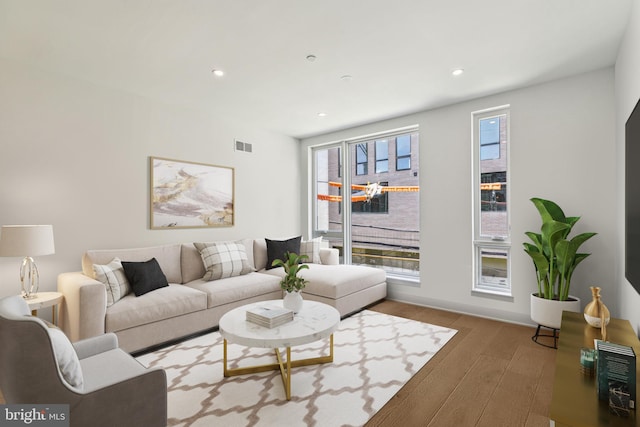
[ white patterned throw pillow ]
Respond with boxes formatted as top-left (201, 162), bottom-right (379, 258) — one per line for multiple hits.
top-left (300, 237), bottom-right (323, 264)
top-left (93, 257), bottom-right (131, 306)
top-left (194, 241), bottom-right (254, 281)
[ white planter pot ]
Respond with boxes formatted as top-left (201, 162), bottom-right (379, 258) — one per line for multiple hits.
top-left (283, 290), bottom-right (304, 313)
top-left (530, 293), bottom-right (581, 329)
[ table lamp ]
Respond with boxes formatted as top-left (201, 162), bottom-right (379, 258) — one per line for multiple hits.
top-left (0, 225), bottom-right (55, 299)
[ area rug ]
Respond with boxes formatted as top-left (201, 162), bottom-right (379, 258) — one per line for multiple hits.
top-left (136, 310), bottom-right (457, 427)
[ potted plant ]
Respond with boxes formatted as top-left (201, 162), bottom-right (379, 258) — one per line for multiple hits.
top-left (272, 252), bottom-right (309, 313)
top-left (523, 197), bottom-right (597, 330)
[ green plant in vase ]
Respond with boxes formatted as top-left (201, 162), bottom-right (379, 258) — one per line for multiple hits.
top-left (523, 197), bottom-right (597, 301)
top-left (272, 252), bottom-right (309, 313)
top-left (272, 252), bottom-right (309, 292)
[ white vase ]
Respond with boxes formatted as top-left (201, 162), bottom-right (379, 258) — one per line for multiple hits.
top-left (530, 293), bottom-right (581, 329)
top-left (283, 290), bottom-right (303, 313)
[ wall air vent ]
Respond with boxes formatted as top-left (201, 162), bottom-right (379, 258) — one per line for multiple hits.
top-left (234, 139), bottom-right (253, 153)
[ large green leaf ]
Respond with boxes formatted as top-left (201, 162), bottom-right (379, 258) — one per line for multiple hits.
top-left (541, 220), bottom-right (570, 258)
top-left (570, 232), bottom-right (597, 250)
top-left (531, 198), bottom-right (566, 223)
top-left (555, 239), bottom-right (577, 277)
top-left (525, 232), bottom-right (543, 251)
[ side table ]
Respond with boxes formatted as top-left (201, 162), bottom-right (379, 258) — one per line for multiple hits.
top-left (25, 291), bottom-right (64, 325)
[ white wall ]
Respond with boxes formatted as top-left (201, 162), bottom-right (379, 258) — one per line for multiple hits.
top-left (615, 0), bottom-right (640, 333)
top-left (301, 68), bottom-right (617, 325)
top-left (0, 59), bottom-right (301, 302)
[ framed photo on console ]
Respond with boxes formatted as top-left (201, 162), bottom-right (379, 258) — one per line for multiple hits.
top-left (150, 156), bottom-right (234, 229)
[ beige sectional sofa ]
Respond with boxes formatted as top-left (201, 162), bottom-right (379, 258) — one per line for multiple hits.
top-left (57, 238), bottom-right (386, 353)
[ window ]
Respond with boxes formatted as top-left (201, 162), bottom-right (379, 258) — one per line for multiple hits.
top-left (375, 140), bottom-right (389, 173)
top-left (356, 143), bottom-right (368, 175)
top-left (312, 128), bottom-right (420, 279)
top-left (472, 106), bottom-right (510, 296)
top-left (396, 135), bottom-right (411, 170)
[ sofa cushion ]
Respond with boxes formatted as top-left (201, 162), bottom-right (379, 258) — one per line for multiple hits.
top-left (122, 258), bottom-right (169, 297)
top-left (194, 241), bottom-right (253, 280)
top-left (185, 272), bottom-right (281, 308)
top-left (92, 258), bottom-right (131, 306)
top-left (265, 236), bottom-right (301, 270)
top-left (262, 264), bottom-right (386, 299)
top-left (83, 244), bottom-right (183, 284)
top-left (105, 284), bottom-right (207, 332)
top-left (181, 244), bottom-right (207, 283)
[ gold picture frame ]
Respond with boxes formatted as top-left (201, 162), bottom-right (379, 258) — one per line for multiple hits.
top-left (150, 157), bottom-right (234, 229)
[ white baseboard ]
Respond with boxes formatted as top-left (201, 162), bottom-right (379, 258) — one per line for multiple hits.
top-left (387, 287), bottom-right (535, 327)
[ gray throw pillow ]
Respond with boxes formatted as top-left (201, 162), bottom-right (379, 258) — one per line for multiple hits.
top-left (48, 327), bottom-right (84, 390)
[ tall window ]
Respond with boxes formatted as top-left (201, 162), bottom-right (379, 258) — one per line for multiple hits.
top-left (312, 128), bottom-right (420, 279)
top-left (396, 135), bottom-right (411, 170)
top-left (375, 140), bottom-right (389, 173)
top-left (356, 143), bottom-right (368, 175)
top-left (472, 106), bottom-right (510, 296)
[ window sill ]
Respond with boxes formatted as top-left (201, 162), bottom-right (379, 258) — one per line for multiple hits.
top-left (471, 288), bottom-right (514, 301)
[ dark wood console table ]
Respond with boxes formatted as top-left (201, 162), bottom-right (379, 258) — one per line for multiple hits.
top-left (550, 311), bottom-right (640, 426)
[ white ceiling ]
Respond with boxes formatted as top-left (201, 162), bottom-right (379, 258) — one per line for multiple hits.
top-left (0, 0), bottom-right (633, 139)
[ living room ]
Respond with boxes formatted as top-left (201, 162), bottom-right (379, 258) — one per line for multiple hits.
top-left (1, 0), bottom-right (640, 425)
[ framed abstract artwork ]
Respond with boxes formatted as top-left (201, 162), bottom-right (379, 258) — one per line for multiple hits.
top-left (150, 157), bottom-right (234, 229)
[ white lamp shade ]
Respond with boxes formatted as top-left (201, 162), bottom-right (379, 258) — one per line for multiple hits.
top-left (0, 225), bottom-right (55, 257)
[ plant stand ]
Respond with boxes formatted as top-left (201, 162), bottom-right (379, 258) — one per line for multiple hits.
top-left (531, 324), bottom-right (559, 349)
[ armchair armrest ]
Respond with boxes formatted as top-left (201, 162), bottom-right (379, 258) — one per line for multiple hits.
top-left (319, 248), bottom-right (339, 265)
top-left (75, 365), bottom-right (167, 427)
top-left (57, 272), bottom-right (107, 343)
top-left (73, 333), bottom-right (118, 360)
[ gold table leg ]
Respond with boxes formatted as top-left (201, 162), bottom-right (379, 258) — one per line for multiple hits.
top-left (223, 334), bottom-right (334, 400)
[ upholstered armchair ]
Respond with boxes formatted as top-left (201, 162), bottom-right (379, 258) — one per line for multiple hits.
top-left (0, 295), bottom-right (167, 427)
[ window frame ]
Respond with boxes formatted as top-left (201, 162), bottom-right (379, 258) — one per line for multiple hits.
top-left (472, 105), bottom-right (511, 297)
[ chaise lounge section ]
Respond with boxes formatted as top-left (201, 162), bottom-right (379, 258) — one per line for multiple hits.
top-left (58, 238), bottom-right (386, 353)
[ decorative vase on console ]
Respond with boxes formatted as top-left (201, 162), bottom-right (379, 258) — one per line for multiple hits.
top-left (584, 286), bottom-right (610, 340)
top-left (272, 252), bottom-right (309, 314)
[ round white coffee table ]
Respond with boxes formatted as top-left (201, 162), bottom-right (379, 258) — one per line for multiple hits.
top-left (219, 299), bottom-right (340, 400)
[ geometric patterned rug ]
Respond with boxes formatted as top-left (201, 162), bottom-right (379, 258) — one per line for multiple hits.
top-left (136, 310), bottom-right (457, 427)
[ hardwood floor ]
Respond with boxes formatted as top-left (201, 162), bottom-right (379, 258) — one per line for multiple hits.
top-left (366, 300), bottom-right (557, 427)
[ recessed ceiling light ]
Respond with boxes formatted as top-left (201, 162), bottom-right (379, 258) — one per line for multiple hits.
top-left (452, 68), bottom-right (464, 76)
top-left (318, 112), bottom-right (328, 117)
top-left (341, 75), bottom-right (353, 82)
top-left (212, 69), bottom-right (225, 77)
top-left (306, 55), bottom-right (317, 62)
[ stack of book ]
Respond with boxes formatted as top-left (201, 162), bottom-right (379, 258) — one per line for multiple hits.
top-left (595, 339), bottom-right (637, 416)
top-left (246, 305), bottom-right (294, 328)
